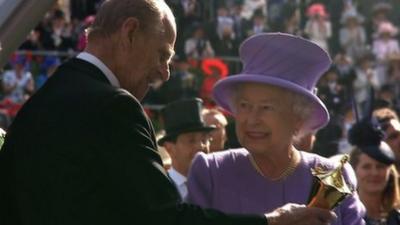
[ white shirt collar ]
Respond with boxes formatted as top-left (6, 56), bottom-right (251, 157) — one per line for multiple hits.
top-left (168, 167), bottom-right (187, 186)
top-left (76, 52), bottom-right (120, 87)
top-left (168, 167), bottom-right (188, 199)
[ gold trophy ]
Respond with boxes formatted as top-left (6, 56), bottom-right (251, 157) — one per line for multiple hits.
top-left (307, 154), bottom-right (353, 209)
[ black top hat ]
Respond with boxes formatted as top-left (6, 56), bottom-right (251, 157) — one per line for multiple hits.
top-left (348, 87), bottom-right (396, 165)
top-left (157, 98), bottom-right (215, 146)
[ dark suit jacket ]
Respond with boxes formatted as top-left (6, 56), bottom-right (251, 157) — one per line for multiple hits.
top-left (0, 58), bottom-right (267, 225)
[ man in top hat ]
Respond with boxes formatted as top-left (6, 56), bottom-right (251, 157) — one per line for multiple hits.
top-left (158, 98), bottom-right (215, 200)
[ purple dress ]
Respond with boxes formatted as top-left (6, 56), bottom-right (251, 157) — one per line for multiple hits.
top-left (186, 149), bottom-right (366, 225)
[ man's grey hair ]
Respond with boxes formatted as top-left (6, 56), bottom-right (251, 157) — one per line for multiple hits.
top-left (87, 0), bottom-right (175, 39)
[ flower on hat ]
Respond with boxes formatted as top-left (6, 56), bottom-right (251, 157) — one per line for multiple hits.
top-left (377, 21), bottom-right (398, 36)
top-left (306, 3), bottom-right (329, 18)
top-left (201, 58), bottom-right (228, 78)
top-left (84, 15), bottom-right (95, 27)
top-left (200, 58), bottom-right (229, 107)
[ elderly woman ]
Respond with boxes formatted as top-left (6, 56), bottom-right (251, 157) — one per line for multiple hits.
top-left (348, 117), bottom-right (400, 225)
top-left (186, 33), bottom-right (365, 224)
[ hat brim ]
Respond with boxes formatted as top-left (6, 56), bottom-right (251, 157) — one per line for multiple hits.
top-left (340, 15), bottom-right (364, 24)
top-left (361, 142), bottom-right (396, 165)
top-left (157, 126), bottom-right (216, 146)
top-left (213, 74), bottom-right (330, 132)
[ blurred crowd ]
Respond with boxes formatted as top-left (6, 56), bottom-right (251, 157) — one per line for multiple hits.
top-left (1, 0), bottom-right (400, 159)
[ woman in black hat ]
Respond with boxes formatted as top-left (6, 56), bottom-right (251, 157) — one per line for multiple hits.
top-left (349, 116), bottom-right (400, 225)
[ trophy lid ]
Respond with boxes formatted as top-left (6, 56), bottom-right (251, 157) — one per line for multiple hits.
top-left (308, 154), bottom-right (353, 209)
top-left (311, 154), bottom-right (353, 194)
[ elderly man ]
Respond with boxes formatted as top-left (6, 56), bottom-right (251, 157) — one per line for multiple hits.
top-left (0, 1), bottom-right (335, 225)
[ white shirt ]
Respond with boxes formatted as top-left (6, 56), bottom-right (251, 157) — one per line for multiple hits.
top-left (168, 167), bottom-right (187, 200)
top-left (2, 70), bottom-right (33, 103)
top-left (76, 52), bottom-right (120, 87)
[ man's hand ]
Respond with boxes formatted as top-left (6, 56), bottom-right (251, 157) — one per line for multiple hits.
top-left (265, 203), bottom-right (337, 225)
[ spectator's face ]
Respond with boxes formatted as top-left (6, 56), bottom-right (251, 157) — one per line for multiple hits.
top-left (28, 30), bottom-right (40, 43)
top-left (384, 119), bottom-right (400, 160)
top-left (118, 17), bottom-right (176, 100)
top-left (346, 18), bottom-right (358, 28)
top-left (233, 83), bottom-right (301, 155)
top-left (176, 61), bottom-right (190, 71)
top-left (326, 71), bottom-right (338, 82)
top-left (360, 59), bottom-right (372, 70)
top-left (381, 32), bottom-right (392, 40)
top-left (203, 114), bottom-right (227, 152)
top-left (374, 12), bottom-right (387, 23)
top-left (194, 28), bottom-right (205, 39)
top-left (355, 153), bottom-right (390, 195)
top-left (217, 7), bottom-right (228, 17)
top-left (222, 27), bottom-right (233, 38)
top-left (379, 91), bottom-right (394, 102)
top-left (254, 16), bottom-right (265, 26)
top-left (14, 63), bottom-right (25, 74)
top-left (165, 131), bottom-right (211, 176)
top-left (234, 5), bottom-right (243, 14)
top-left (52, 18), bottom-right (65, 29)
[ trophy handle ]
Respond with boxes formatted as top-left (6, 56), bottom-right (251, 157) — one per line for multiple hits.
top-left (307, 176), bottom-right (324, 207)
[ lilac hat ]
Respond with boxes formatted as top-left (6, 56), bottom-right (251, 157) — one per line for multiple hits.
top-left (213, 33), bottom-right (332, 132)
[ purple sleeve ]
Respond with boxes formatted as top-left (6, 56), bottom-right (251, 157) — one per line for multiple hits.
top-left (335, 163), bottom-right (366, 225)
top-left (185, 152), bottom-right (214, 208)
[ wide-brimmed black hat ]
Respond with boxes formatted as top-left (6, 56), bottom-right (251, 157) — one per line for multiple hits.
top-left (157, 98), bottom-right (215, 146)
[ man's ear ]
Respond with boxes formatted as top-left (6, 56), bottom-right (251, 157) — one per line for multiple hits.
top-left (120, 17), bottom-right (139, 46)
